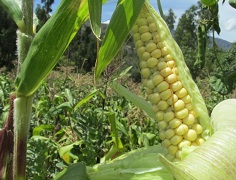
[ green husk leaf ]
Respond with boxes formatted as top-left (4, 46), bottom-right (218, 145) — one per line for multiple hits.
top-left (144, 1), bottom-right (212, 138)
top-left (110, 81), bottom-right (155, 119)
top-left (87, 145), bottom-right (173, 180)
top-left (95, 0), bottom-right (145, 79)
top-left (0, 0), bottom-right (24, 30)
top-left (15, 0), bottom-right (89, 97)
top-left (160, 99), bottom-right (236, 179)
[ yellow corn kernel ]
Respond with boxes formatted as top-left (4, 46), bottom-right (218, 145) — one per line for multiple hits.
top-left (171, 81), bottom-right (183, 92)
top-left (169, 118), bottom-right (182, 128)
top-left (146, 88), bottom-right (153, 95)
top-left (149, 22), bottom-right (157, 32)
top-left (178, 139), bottom-right (191, 149)
top-left (189, 110), bottom-right (199, 118)
top-left (167, 94), bottom-right (178, 105)
top-left (151, 49), bottom-right (162, 58)
top-left (165, 73), bottom-right (178, 84)
top-left (132, 24), bottom-right (139, 33)
top-left (162, 139), bottom-right (171, 148)
top-left (182, 114), bottom-right (195, 125)
top-left (160, 89), bottom-right (172, 100)
top-left (181, 94), bottom-right (191, 103)
top-left (141, 51), bottom-right (150, 61)
top-left (156, 81), bottom-right (169, 92)
top-left (146, 79), bottom-right (155, 89)
top-left (166, 60), bottom-right (175, 68)
top-left (141, 32), bottom-right (152, 42)
top-left (137, 46), bottom-right (146, 57)
top-left (192, 124), bottom-right (203, 134)
top-left (170, 135), bottom-right (183, 145)
top-left (135, 40), bottom-right (144, 48)
top-left (164, 111), bottom-right (175, 122)
top-left (146, 42), bottom-right (157, 52)
top-left (176, 150), bottom-right (182, 160)
top-left (158, 41), bottom-right (164, 48)
top-left (140, 68), bottom-right (151, 78)
top-left (183, 129), bottom-right (197, 141)
top-left (160, 67), bottom-right (172, 77)
top-left (152, 104), bottom-right (159, 113)
top-left (185, 103), bottom-right (193, 110)
top-left (157, 100), bottom-right (169, 111)
top-left (164, 54), bottom-right (173, 61)
top-left (165, 129), bottom-right (175, 139)
top-left (139, 25), bottom-right (149, 33)
top-left (175, 124), bottom-right (188, 136)
top-left (153, 33), bottom-right (161, 43)
top-left (157, 61), bottom-right (167, 71)
top-left (159, 130), bottom-right (166, 140)
top-left (176, 87), bottom-right (187, 98)
top-left (133, 33), bottom-right (141, 41)
top-left (175, 108), bottom-right (188, 119)
top-left (173, 99), bottom-right (185, 111)
top-left (158, 120), bottom-right (168, 130)
top-left (152, 74), bottom-right (164, 86)
top-left (161, 47), bottom-right (168, 56)
top-left (137, 18), bottom-right (147, 26)
top-left (165, 106), bottom-right (173, 112)
top-left (148, 93), bottom-right (160, 104)
top-left (195, 137), bottom-right (205, 146)
top-left (168, 145), bottom-right (178, 156)
top-left (147, 16), bottom-right (154, 24)
top-left (140, 61), bottom-right (147, 68)
top-left (147, 57), bottom-right (158, 68)
top-left (155, 111), bottom-right (164, 121)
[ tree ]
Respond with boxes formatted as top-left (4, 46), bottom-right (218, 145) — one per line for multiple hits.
top-left (0, 5), bottom-right (17, 70)
top-left (35, 0), bottom-right (54, 31)
top-left (64, 21), bottom-right (97, 72)
top-left (164, 8), bottom-right (176, 33)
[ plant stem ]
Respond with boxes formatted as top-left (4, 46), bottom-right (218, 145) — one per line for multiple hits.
top-left (13, 96), bottom-right (33, 180)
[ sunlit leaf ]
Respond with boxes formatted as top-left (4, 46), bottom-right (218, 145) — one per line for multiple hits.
top-left (32, 125), bottom-right (54, 136)
top-left (110, 81), bottom-right (155, 119)
top-left (88, 0), bottom-right (102, 39)
top-left (15, 0), bottom-right (89, 96)
top-left (0, 0), bottom-right (24, 30)
top-left (95, 0), bottom-right (145, 79)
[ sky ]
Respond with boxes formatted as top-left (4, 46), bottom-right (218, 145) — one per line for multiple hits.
top-left (35, 0), bottom-right (236, 43)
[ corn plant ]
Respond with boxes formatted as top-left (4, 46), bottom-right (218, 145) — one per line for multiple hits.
top-left (57, 0), bottom-right (236, 179)
top-left (0, 0), bottom-right (236, 180)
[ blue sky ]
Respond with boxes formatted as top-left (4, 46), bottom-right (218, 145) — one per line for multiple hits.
top-left (35, 0), bottom-right (236, 43)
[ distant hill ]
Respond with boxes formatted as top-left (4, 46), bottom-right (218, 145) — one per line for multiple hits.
top-left (209, 37), bottom-right (232, 50)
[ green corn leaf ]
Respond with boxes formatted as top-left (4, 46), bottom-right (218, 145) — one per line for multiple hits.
top-left (229, 0), bottom-right (236, 8)
top-left (87, 145), bottom-right (173, 180)
top-left (110, 81), bottom-right (155, 119)
top-left (0, 0), bottom-right (24, 30)
top-left (15, 0), bottom-right (89, 97)
top-left (32, 124), bottom-right (54, 136)
top-left (95, 0), bottom-right (145, 79)
top-left (201, 0), bottom-right (218, 6)
top-left (54, 162), bottom-right (88, 180)
top-left (88, 0), bottom-right (102, 39)
top-left (74, 89), bottom-right (100, 110)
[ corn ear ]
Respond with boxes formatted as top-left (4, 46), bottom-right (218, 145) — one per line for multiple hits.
top-left (160, 99), bottom-right (236, 179)
top-left (132, 0), bottom-right (212, 160)
top-left (15, 0), bottom-right (89, 97)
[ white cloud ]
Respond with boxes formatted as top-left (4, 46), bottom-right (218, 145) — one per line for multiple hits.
top-left (224, 18), bottom-right (236, 31)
